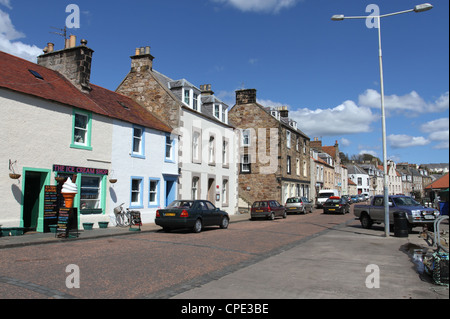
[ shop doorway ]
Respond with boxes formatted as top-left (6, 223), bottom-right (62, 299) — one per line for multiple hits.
top-left (22, 170), bottom-right (49, 231)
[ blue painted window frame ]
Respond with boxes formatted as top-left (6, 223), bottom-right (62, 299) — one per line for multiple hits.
top-left (148, 178), bottom-right (160, 208)
top-left (130, 176), bottom-right (144, 209)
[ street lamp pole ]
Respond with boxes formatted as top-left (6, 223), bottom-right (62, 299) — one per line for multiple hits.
top-left (332, 3), bottom-right (433, 237)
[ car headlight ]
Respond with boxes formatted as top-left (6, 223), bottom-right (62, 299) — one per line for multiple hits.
top-left (411, 210), bottom-right (421, 218)
top-left (433, 210), bottom-right (440, 217)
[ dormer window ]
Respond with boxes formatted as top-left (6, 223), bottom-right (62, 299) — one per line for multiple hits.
top-left (214, 104), bottom-right (221, 120)
top-left (184, 89), bottom-right (190, 105)
top-left (193, 93), bottom-right (199, 111)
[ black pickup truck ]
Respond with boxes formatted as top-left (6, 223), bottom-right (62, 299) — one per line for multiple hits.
top-left (354, 195), bottom-right (440, 231)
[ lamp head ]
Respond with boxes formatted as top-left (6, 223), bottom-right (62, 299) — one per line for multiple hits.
top-left (331, 14), bottom-right (345, 21)
top-left (414, 3), bottom-right (433, 13)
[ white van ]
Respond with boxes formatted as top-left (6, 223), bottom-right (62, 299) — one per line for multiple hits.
top-left (316, 189), bottom-right (339, 208)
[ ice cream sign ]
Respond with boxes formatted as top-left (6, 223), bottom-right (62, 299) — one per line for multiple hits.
top-left (53, 164), bottom-right (109, 176)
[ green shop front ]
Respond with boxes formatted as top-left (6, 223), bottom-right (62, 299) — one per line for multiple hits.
top-left (20, 164), bottom-right (109, 233)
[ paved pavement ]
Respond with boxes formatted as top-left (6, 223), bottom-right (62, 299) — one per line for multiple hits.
top-left (1, 213), bottom-right (448, 299)
top-left (173, 219), bottom-right (449, 299)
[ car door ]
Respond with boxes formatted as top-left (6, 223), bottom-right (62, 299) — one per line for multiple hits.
top-left (205, 200), bottom-right (221, 225)
top-left (198, 201), bottom-right (213, 226)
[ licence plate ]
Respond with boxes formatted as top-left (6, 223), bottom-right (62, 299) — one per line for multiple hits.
top-left (289, 207), bottom-right (296, 209)
top-left (165, 213), bottom-right (176, 217)
top-left (255, 210), bottom-right (263, 213)
top-left (329, 209), bottom-right (335, 211)
top-left (424, 215), bottom-right (435, 220)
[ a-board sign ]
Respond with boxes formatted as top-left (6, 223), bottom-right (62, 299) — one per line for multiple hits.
top-left (44, 186), bottom-right (58, 232)
top-left (56, 208), bottom-right (78, 238)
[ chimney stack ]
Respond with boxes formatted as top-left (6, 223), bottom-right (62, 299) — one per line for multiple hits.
top-left (38, 36), bottom-right (94, 93)
top-left (236, 89), bottom-right (257, 105)
top-left (277, 106), bottom-right (289, 118)
top-left (200, 84), bottom-right (214, 96)
top-left (130, 46), bottom-right (154, 73)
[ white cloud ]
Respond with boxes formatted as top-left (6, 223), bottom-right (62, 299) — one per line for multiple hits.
top-left (387, 134), bottom-right (430, 149)
top-left (340, 138), bottom-right (351, 147)
top-left (420, 117), bottom-right (449, 150)
top-left (212, 0), bottom-right (299, 13)
top-left (0, 8), bottom-right (42, 62)
top-left (0, 0), bottom-right (12, 9)
top-left (420, 117), bottom-right (449, 133)
top-left (287, 100), bottom-right (378, 137)
top-left (358, 89), bottom-right (449, 115)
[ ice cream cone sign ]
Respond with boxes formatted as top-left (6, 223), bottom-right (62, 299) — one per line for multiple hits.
top-left (61, 178), bottom-right (78, 208)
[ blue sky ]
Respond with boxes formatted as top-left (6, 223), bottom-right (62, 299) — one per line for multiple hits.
top-left (1, 0), bottom-right (448, 165)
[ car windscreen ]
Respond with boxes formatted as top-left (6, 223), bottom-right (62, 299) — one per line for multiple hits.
top-left (286, 198), bottom-right (300, 203)
top-left (319, 193), bottom-right (334, 198)
top-left (325, 199), bottom-right (340, 204)
top-left (392, 197), bottom-right (421, 207)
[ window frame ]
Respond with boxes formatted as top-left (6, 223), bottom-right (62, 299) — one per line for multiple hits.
top-left (130, 176), bottom-right (144, 209)
top-left (71, 109), bottom-right (93, 151)
top-left (131, 125), bottom-right (145, 159)
top-left (148, 178), bottom-right (160, 208)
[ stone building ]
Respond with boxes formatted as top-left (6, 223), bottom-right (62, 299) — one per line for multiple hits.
top-left (228, 89), bottom-right (311, 206)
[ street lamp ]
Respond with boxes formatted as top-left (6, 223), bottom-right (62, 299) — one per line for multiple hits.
top-left (332, 3), bottom-right (433, 237)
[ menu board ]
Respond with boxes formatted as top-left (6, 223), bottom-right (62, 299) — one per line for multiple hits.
top-left (44, 186), bottom-right (58, 232)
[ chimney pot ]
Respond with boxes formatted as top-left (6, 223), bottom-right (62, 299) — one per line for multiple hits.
top-left (135, 48), bottom-right (140, 55)
top-left (80, 39), bottom-right (88, 46)
top-left (145, 46), bottom-right (150, 55)
top-left (69, 35), bottom-right (76, 48)
top-left (47, 43), bottom-right (54, 53)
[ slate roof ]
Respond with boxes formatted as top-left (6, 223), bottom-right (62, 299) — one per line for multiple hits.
top-left (0, 51), bottom-right (172, 133)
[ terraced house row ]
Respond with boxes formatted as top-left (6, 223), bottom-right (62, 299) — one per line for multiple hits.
top-left (1, 36), bottom-right (315, 232)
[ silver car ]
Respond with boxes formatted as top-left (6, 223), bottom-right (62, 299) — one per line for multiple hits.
top-left (285, 197), bottom-right (313, 214)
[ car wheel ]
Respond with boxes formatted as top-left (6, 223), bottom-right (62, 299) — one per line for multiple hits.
top-left (301, 207), bottom-right (306, 214)
top-left (268, 212), bottom-right (275, 220)
top-left (282, 211), bottom-right (287, 219)
top-left (193, 219), bottom-right (202, 233)
top-left (220, 216), bottom-right (229, 229)
top-left (360, 213), bottom-right (373, 229)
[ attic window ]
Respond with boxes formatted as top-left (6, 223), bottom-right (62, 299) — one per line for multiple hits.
top-left (28, 69), bottom-right (44, 80)
top-left (118, 101), bottom-right (130, 110)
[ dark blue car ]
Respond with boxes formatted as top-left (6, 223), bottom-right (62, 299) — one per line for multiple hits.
top-left (155, 200), bottom-right (229, 233)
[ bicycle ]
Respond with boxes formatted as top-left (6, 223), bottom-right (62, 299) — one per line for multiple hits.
top-left (114, 203), bottom-right (141, 227)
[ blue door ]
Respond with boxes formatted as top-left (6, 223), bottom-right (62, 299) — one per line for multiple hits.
top-left (164, 175), bottom-right (177, 207)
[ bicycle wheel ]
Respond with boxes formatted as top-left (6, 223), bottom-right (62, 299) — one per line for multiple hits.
top-left (115, 213), bottom-right (124, 227)
top-left (123, 212), bottom-right (131, 226)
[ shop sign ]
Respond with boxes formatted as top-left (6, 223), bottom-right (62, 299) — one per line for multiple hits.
top-left (53, 164), bottom-right (109, 176)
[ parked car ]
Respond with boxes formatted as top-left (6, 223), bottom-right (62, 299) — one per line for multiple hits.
top-left (155, 200), bottom-right (229, 233)
top-left (316, 189), bottom-right (339, 208)
top-left (354, 195), bottom-right (440, 231)
top-left (350, 195), bottom-right (359, 203)
top-left (323, 196), bottom-right (350, 214)
top-left (285, 197), bottom-right (313, 214)
top-left (251, 200), bottom-right (287, 220)
top-left (357, 194), bottom-right (365, 202)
